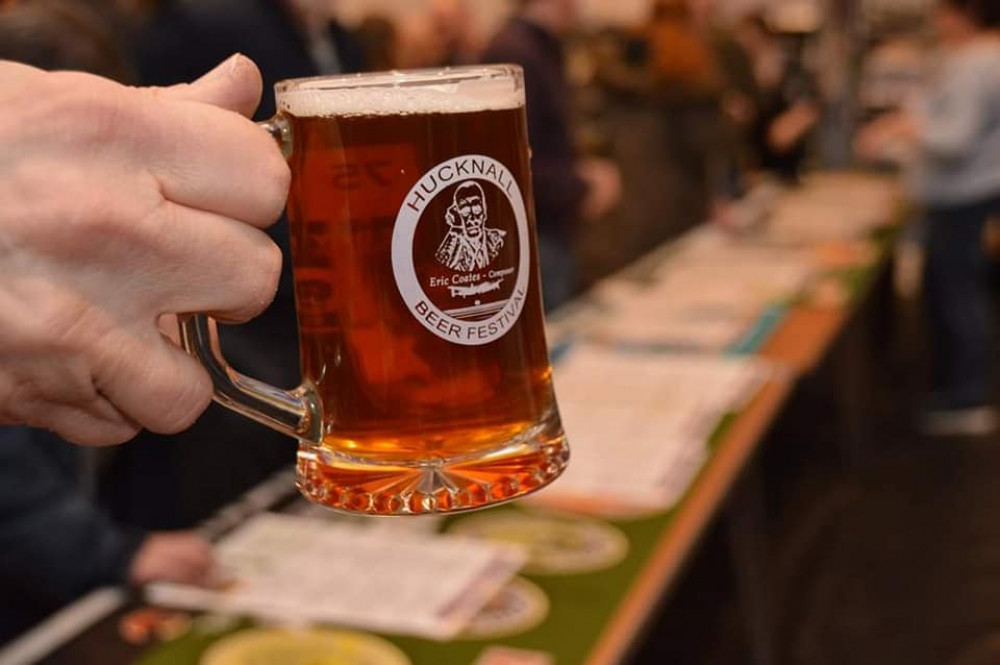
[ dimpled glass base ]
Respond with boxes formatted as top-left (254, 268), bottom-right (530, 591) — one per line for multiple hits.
top-left (295, 418), bottom-right (568, 515)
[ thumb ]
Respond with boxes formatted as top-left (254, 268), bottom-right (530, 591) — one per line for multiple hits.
top-left (159, 54), bottom-right (264, 118)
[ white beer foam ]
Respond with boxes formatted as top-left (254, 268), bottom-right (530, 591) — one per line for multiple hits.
top-left (278, 74), bottom-right (524, 118)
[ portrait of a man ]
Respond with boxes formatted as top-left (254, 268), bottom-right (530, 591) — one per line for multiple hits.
top-left (435, 182), bottom-right (507, 272)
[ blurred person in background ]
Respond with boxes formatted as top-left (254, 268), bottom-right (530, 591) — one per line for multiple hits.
top-left (858, 0), bottom-right (1000, 435)
top-left (138, 0), bottom-right (366, 118)
top-left (647, 0), bottom-right (759, 204)
top-left (645, 0), bottom-right (721, 101)
top-left (482, 0), bottom-right (621, 310)
top-left (397, 0), bottom-right (481, 70)
top-left (356, 14), bottom-right (400, 72)
top-left (427, 0), bottom-right (481, 67)
top-left (692, 0), bottom-right (760, 201)
top-left (0, 428), bottom-right (213, 642)
top-left (397, 13), bottom-right (440, 69)
top-left (0, 0), bottom-right (132, 80)
top-left (641, 0), bottom-right (730, 218)
top-left (593, 0), bottom-right (755, 238)
top-left (0, 0), bottom-right (220, 641)
top-left (734, 13), bottom-right (821, 183)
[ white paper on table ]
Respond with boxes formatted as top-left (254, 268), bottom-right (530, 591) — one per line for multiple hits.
top-left (650, 257), bottom-right (814, 301)
top-left (542, 345), bottom-right (772, 508)
top-left (592, 255), bottom-right (813, 350)
top-left (148, 513), bottom-right (526, 641)
top-left (594, 296), bottom-right (752, 351)
top-left (546, 403), bottom-right (709, 508)
top-left (763, 175), bottom-right (899, 244)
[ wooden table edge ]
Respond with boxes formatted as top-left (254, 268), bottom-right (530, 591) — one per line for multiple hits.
top-left (584, 376), bottom-right (795, 665)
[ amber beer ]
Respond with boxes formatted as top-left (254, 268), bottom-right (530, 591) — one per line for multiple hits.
top-left (275, 67), bottom-right (568, 514)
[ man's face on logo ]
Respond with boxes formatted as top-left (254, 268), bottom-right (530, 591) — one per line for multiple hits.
top-left (455, 184), bottom-right (487, 238)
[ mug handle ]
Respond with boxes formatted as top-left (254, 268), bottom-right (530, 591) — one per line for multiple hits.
top-left (177, 115), bottom-right (323, 444)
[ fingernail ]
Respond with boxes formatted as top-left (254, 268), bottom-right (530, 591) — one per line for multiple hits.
top-left (196, 55), bottom-right (238, 85)
top-left (227, 53), bottom-right (247, 76)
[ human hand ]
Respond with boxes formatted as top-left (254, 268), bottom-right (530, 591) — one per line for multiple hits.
top-left (0, 55), bottom-right (290, 445)
top-left (579, 158), bottom-right (622, 222)
top-left (445, 204), bottom-right (462, 229)
top-left (855, 111), bottom-right (918, 162)
top-left (768, 101), bottom-right (821, 154)
top-left (129, 532), bottom-right (215, 587)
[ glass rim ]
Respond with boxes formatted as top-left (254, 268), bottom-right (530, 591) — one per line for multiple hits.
top-left (274, 64), bottom-right (523, 95)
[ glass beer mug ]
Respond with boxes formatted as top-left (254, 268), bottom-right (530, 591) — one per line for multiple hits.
top-left (180, 66), bottom-right (569, 516)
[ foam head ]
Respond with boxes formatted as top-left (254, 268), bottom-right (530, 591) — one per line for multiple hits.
top-left (277, 68), bottom-right (525, 118)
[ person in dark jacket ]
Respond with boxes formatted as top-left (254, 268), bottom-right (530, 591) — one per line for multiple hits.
top-left (0, 428), bottom-right (213, 643)
top-left (858, 0), bottom-right (1000, 435)
top-left (136, 0), bottom-right (366, 119)
top-left (735, 14), bottom-right (821, 183)
top-left (481, 0), bottom-right (620, 310)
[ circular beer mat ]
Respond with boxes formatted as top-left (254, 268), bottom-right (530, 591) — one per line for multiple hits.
top-left (199, 628), bottom-right (411, 665)
top-left (449, 511), bottom-right (629, 576)
top-left (459, 577), bottom-right (550, 640)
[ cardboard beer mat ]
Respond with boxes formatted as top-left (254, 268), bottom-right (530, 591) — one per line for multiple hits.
top-left (459, 578), bottom-right (550, 641)
top-left (200, 628), bottom-right (411, 665)
top-left (449, 512), bottom-right (629, 576)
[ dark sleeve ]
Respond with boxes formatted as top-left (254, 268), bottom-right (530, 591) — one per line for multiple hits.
top-left (134, 4), bottom-right (232, 87)
top-left (0, 429), bottom-right (146, 608)
top-left (712, 33), bottom-right (758, 100)
top-left (482, 30), bottom-right (588, 235)
top-left (330, 21), bottom-right (368, 74)
top-left (784, 60), bottom-right (821, 106)
top-left (519, 59), bottom-right (588, 233)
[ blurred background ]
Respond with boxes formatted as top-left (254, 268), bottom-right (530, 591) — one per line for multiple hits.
top-left (5, 0), bottom-right (1000, 664)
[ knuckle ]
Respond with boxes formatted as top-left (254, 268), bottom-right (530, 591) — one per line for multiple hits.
top-left (43, 402), bottom-right (141, 446)
top-left (259, 240), bottom-right (283, 297)
top-left (0, 378), bottom-right (37, 426)
top-left (47, 73), bottom-right (129, 147)
top-left (131, 197), bottom-right (175, 251)
top-left (229, 237), bottom-right (282, 320)
top-left (150, 368), bottom-right (213, 434)
top-left (148, 83), bottom-right (188, 101)
top-left (88, 422), bottom-right (142, 447)
top-left (245, 240), bottom-right (283, 315)
top-left (32, 293), bottom-right (105, 358)
top-left (70, 187), bottom-right (137, 243)
top-left (256, 151), bottom-right (291, 224)
top-left (22, 165), bottom-right (159, 257)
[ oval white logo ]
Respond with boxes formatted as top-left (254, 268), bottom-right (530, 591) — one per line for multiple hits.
top-left (392, 155), bottom-right (530, 346)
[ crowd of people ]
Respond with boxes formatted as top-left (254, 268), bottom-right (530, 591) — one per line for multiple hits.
top-left (8, 0), bottom-right (997, 649)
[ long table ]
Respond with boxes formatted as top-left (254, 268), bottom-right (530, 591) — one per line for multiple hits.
top-left (0, 179), bottom-right (899, 665)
